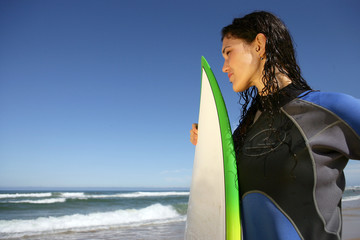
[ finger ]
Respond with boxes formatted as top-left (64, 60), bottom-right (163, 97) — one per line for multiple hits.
top-left (190, 135), bottom-right (198, 145)
top-left (192, 123), bottom-right (198, 134)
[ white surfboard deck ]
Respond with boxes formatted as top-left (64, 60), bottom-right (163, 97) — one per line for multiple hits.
top-left (185, 67), bottom-right (226, 240)
top-left (185, 57), bottom-right (241, 240)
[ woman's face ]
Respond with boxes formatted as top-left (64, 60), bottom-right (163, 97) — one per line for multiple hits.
top-left (222, 36), bottom-right (264, 93)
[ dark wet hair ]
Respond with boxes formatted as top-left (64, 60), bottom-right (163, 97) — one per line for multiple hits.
top-left (221, 11), bottom-right (312, 140)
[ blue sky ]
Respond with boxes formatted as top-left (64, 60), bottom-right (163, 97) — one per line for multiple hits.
top-left (1, 0), bottom-right (359, 189)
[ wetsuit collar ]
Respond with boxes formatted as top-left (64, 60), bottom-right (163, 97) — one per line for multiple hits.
top-left (258, 83), bottom-right (307, 109)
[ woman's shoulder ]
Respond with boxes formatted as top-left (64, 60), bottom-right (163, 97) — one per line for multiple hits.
top-left (297, 90), bottom-right (360, 111)
top-left (297, 90), bottom-right (360, 134)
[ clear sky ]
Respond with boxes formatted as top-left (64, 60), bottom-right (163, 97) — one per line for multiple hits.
top-left (1, 0), bottom-right (360, 189)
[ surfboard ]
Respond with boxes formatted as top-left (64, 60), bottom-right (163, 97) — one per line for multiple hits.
top-left (185, 57), bottom-right (241, 240)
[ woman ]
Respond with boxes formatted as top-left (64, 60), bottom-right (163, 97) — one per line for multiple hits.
top-left (190, 11), bottom-right (360, 240)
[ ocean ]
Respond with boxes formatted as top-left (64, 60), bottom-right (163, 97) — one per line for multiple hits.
top-left (0, 190), bottom-right (188, 240)
top-left (0, 187), bottom-right (359, 240)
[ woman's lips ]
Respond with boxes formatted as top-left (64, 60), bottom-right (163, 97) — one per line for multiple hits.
top-left (228, 73), bottom-right (233, 79)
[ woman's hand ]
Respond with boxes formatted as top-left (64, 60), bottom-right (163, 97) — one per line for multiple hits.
top-left (190, 123), bottom-right (198, 145)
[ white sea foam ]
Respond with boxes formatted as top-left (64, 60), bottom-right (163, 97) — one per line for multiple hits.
top-left (0, 204), bottom-right (184, 238)
top-left (0, 193), bottom-right (52, 199)
top-left (0, 191), bottom-right (189, 201)
top-left (342, 185), bottom-right (360, 203)
top-left (56, 191), bottom-right (189, 200)
top-left (0, 192), bottom-right (190, 205)
top-left (59, 192), bottom-right (86, 198)
top-left (99, 191), bottom-right (190, 198)
top-left (342, 195), bottom-right (360, 202)
top-left (8, 198), bottom-right (66, 204)
top-left (345, 186), bottom-right (360, 191)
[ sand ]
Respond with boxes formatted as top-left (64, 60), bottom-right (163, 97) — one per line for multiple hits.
top-left (343, 207), bottom-right (360, 240)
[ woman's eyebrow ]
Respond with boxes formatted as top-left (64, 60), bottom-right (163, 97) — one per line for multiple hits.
top-left (222, 46), bottom-right (230, 54)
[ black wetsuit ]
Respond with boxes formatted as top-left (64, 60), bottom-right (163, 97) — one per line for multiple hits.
top-left (233, 85), bottom-right (360, 240)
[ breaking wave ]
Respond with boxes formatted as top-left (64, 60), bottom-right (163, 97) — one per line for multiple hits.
top-left (0, 204), bottom-right (184, 238)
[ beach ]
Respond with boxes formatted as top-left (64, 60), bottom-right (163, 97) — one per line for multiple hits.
top-left (343, 207), bottom-right (360, 240)
top-left (1, 188), bottom-right (359, 240)
top-left (3, 216), bottom-right (359, 240)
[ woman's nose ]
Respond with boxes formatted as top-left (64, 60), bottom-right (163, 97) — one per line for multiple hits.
top-left (222, 60), bottom-right (229, 73)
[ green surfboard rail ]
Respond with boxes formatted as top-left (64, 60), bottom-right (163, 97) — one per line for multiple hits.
top-left (201, 56), bottom-right (241, 240)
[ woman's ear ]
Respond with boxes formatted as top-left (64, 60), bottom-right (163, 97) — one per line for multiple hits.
top-left (255, 33), bottom-right (266, 59)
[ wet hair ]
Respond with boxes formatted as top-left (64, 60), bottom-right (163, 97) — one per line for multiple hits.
top-left (221, 11), bottom-right (312, 143)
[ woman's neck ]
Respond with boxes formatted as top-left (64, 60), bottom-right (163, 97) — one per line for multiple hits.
top-left (257, 71), bottom-right (292, 96)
